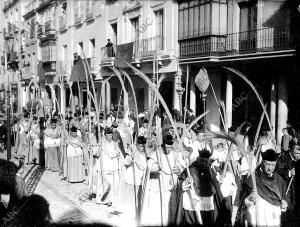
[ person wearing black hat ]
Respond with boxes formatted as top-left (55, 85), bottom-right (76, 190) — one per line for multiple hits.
top-left (174, 148), bottom-right (223, 226)
top-left (96, 126), bottom-right (124, 207)
top-left (141, 134), bottom-right (183, 226)
top-left (241, 149), bottom-right (289, 227)
top-left (119, 136), bottom-right (147, 218)
top-left (44, 118), bottom-right (61, 172)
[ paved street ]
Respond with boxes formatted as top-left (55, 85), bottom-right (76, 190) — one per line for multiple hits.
top-left (23, 165), bottom-right (137, 226)
top-left (0, 149), bottom-right (137, 227)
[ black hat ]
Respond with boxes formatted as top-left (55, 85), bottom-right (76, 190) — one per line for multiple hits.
top-left (70, 126), bottom-right (77, 133)
top-left (143, 119), bottom-right (149, 124)
top-left (198, 148), bottom-right (212, 158)
top-left (163, 134), bottom-right (173, 145)
top-left (99, 113), bottom-right (104, 120)
top-left (261, 149), bottom-right (279, 161)
top-left (228, 126), bottom-right (236, 132)
top-left (24, 112), bottom-right (30, 118)
top-left (112, 122), bottom-right (118, 128)
top-left (137, 136), bottom-right (147, 145)
top-left (50, 118), bottom-right (57, 124)
top-left (104, 127), bottom-right (113, 135)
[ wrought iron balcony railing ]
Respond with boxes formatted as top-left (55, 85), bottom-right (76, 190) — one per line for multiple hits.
top-left (101, 46), bottom-right (116, 58)
top-left (179, 25), bottom-right (294, 58)
top-left (3, 0), bottom-right (17, 11)
top-left (134, 36), bottom-right (165, 58)
top-left (59, 15), bottom-right (67, 31)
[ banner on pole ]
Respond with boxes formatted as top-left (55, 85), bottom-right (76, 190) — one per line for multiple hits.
top-left (195, 68), bottom-right (210, 93)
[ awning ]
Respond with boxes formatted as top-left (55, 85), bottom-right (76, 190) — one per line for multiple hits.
top-left (157, 59), bottom-right (178, 74)
top-left (70, 56), bottom-right (95, 82)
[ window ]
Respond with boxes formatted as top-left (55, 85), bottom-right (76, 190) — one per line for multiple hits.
top-left (111, 23), bottom-right (117, 45)
top-left (130, 17), bottom-right (139, 42)
top-left (42, 41), bottom-right (56, 62)
top-left (178, 0), bottom-right (227, 40)
top-left (155, 10), bottom-right (164, 50)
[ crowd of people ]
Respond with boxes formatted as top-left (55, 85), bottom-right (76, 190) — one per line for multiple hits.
top-left (1, 103), bottom-right (300, 227)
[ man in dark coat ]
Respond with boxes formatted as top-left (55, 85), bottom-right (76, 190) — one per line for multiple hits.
top-left (174, 149), bottom-right (223, 226)
top-left (239, 149), bottom-right (289, 227)
top-left (276, 144), bottom-right (300, 225)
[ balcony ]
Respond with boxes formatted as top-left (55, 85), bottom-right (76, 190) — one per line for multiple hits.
top-left (36, 0), bottom-right (52, 11)
top-left (3, 0), bottom-right (17, 12)
top-left (101, 46), bottom-right (116, 66)
top-left (179, 26), bottom-right (294, 58)
top-left (134, 36), bottom-right (165, 59)
top-left (59, 15), bottom-right (67, 31)
top-left (74, 8), bottom-right (83, 25)
top-left (86, 7), bottom-right (94, 21)
top-left (45, 20), bottom-right (56, 35)
top-left (43, 62), bottom-right (56, 76)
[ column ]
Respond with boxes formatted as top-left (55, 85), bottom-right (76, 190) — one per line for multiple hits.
top-left (189, 77), bottom-right (196, 115)
top-left (270, 78), bottom-right (277, 138)
top-left (173, 76), bottom-right (180, 111)
top-left (277, 75), bottom-right (288, 143)
top-left (101, 84), bottom-right (106, 112)
top-left (225, 73), bottom-right (233, 130)
top-left (105, 82), bottom-right (111, 113)
top-left (60, 85), bottom-right (65, 115)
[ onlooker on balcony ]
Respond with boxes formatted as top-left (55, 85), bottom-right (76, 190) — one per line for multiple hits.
top-left (106, 39), bottom-right (115, 57)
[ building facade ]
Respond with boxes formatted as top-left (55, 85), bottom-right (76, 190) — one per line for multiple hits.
top-left (1, 0), bottom-right (26, 113)
top-left (1, 0), bottom-right (300, 143)
top-left (178, 0), bottom-right (300, 142)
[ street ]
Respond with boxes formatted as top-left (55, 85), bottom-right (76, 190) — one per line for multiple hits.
top-left (23, 164), bottom-right (137, 226)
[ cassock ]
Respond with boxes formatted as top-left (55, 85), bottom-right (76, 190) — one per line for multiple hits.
top-left (29, 123), bottom-right (42, 165)
top-left (44, 126), bottom-right (61, 172)
top-left (276, 151), bottom-right (300, 225)
top-left (97, 136), bottom-right (125, 207)
top-left (242, 166), bottom-right (288, 227)
top-left (175, 160), bottom-right (223, 226)
top-left (66, 132), bottom-right (84, 183)
top-left (140, 145), bottom-right (181, 226)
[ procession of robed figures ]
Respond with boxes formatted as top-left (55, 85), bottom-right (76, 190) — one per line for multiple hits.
top-left (8, 55), bottom-right (300, 227)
